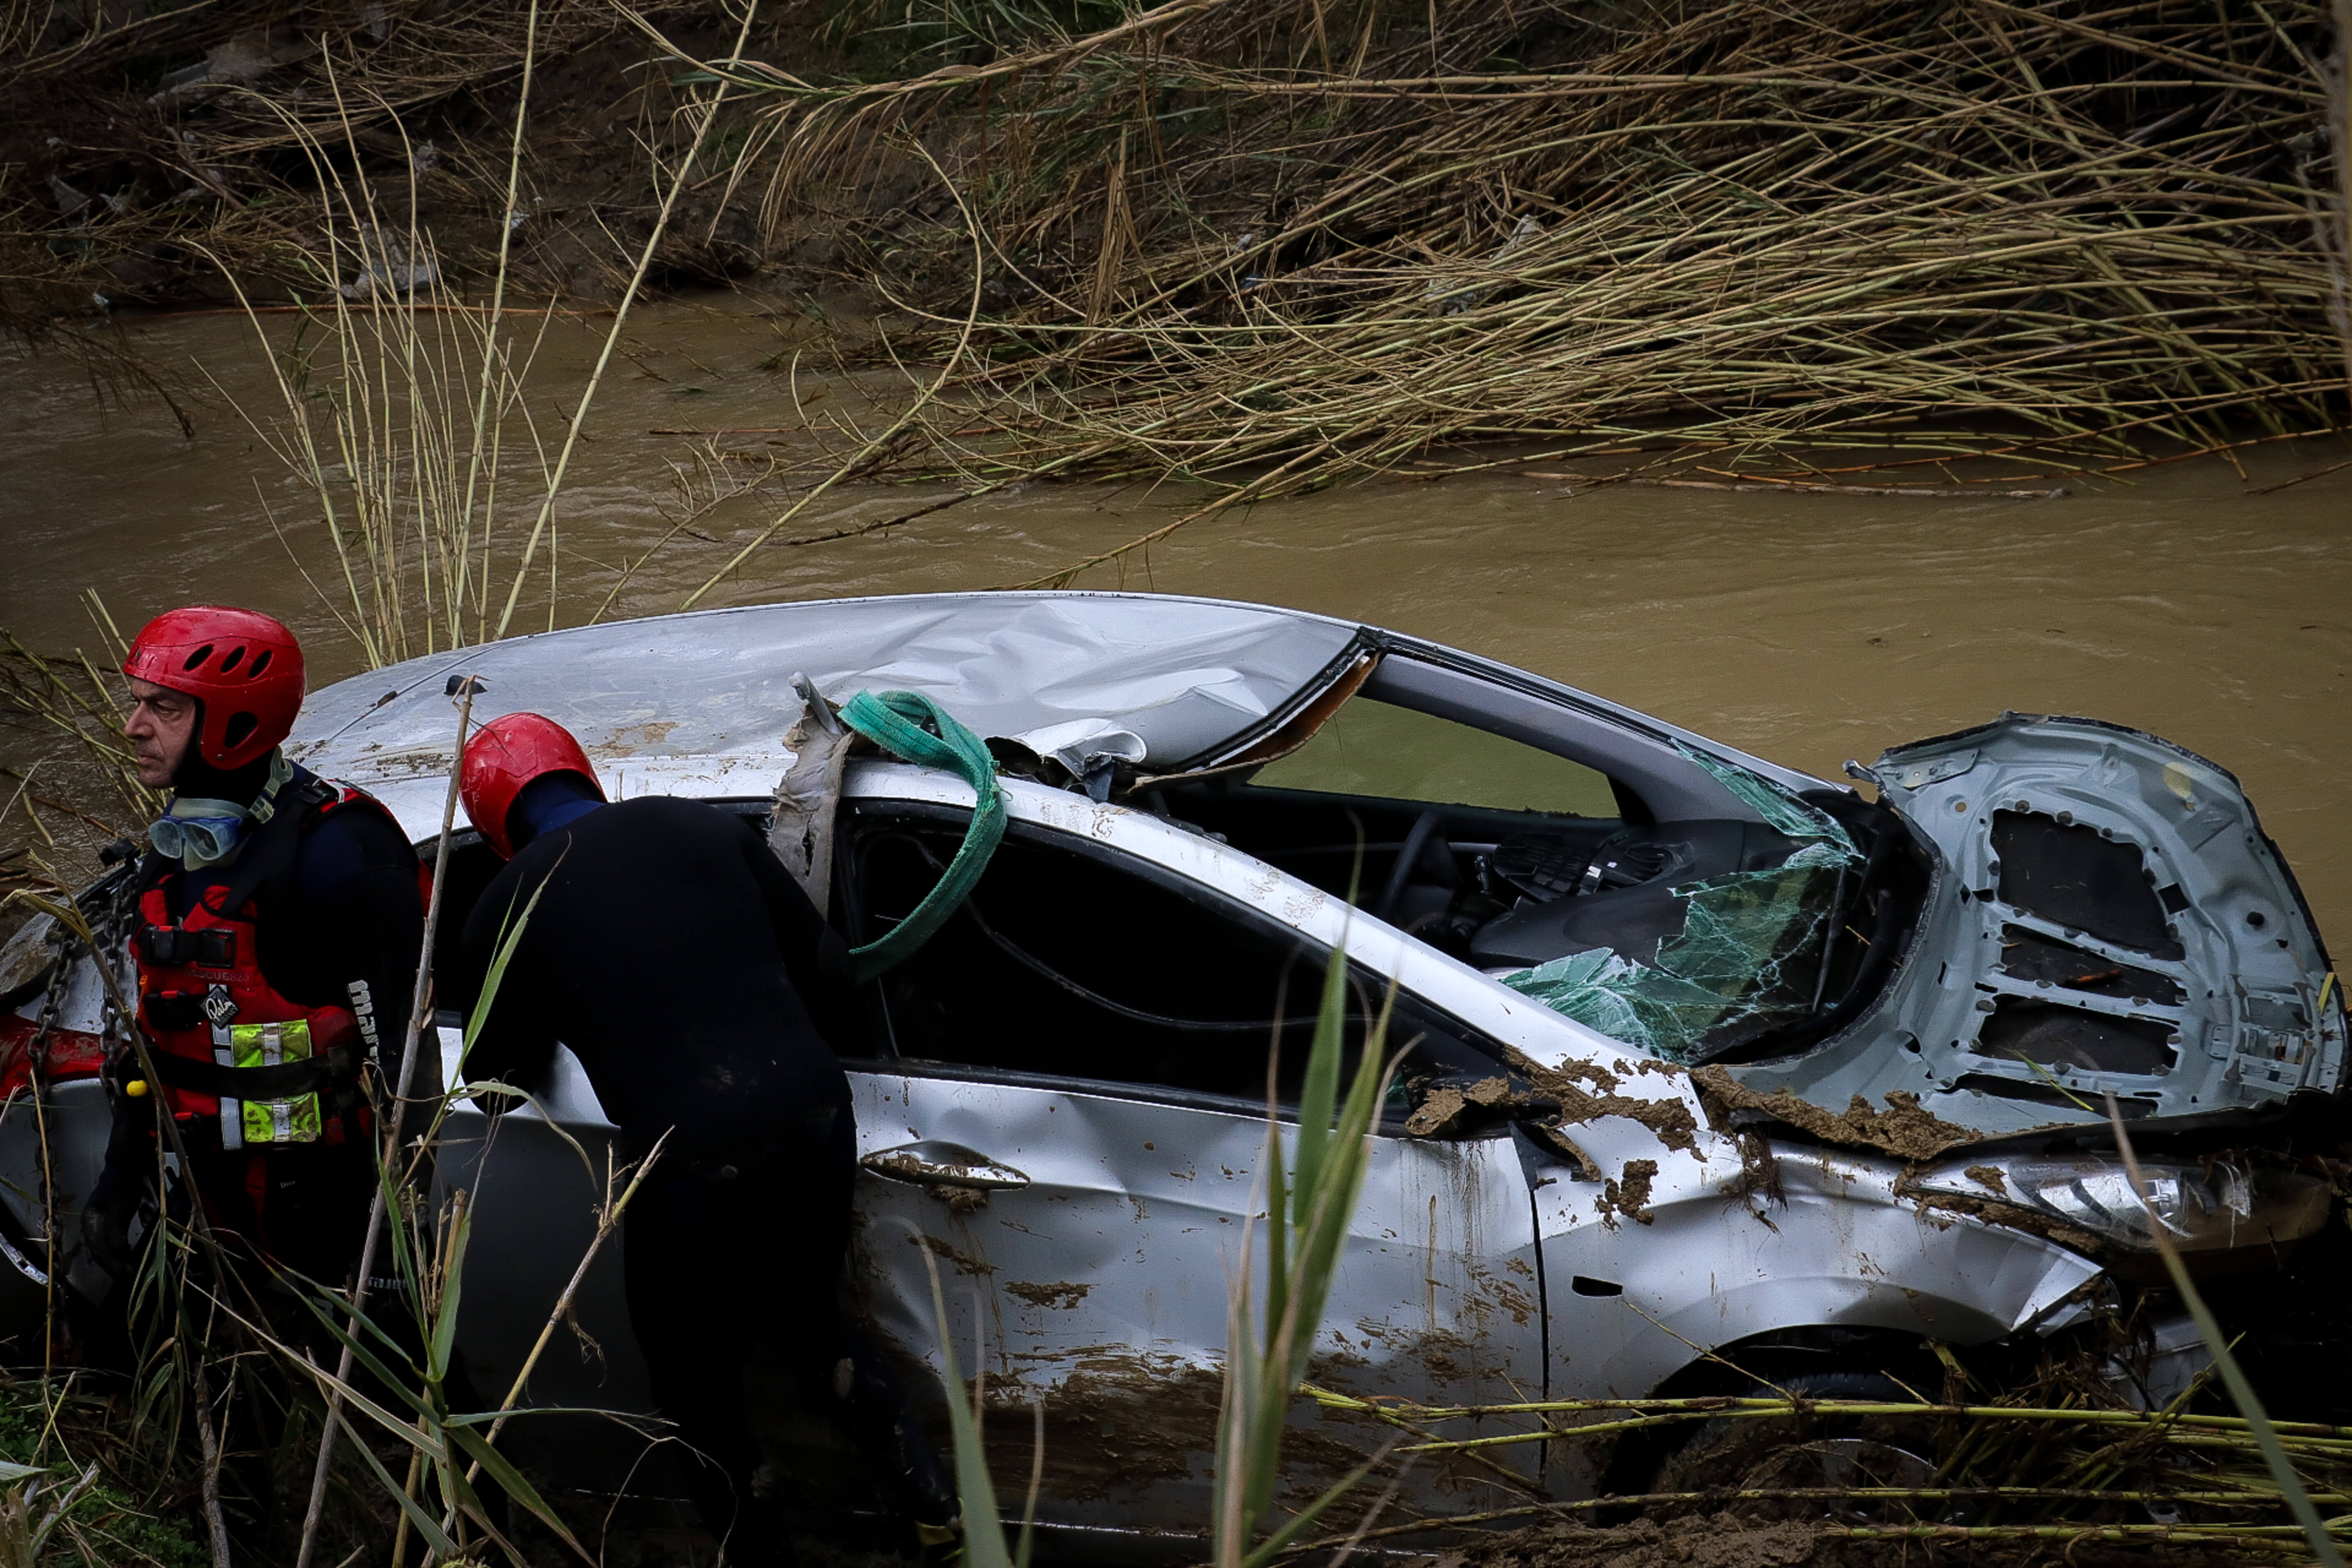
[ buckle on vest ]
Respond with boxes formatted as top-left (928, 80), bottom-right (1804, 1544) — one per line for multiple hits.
top-left (138, 926), bottom-right (235, 967)
top-left (143, 992), bottom-right (208, 1032)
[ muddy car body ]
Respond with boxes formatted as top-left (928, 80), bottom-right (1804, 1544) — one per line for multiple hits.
top-left (2, 592), bottom-right (2342, 1546)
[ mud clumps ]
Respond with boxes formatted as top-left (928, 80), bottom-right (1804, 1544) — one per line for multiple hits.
top-left (1447, 1514), bottom-right (2243, 1568)
top-left (1005, 1280), bottom-right (1091, 1309)
top-left (1407, 1085), bottom-right (1471, 1138)
top-left (1599, 1159), bottom-right (1659, 1227)
top-left (1720, 1131), bottom-right (1785, 1208)
top-left (1406, 1075), bottom-right (1528, 1137)
top-left (1692, 1067), bottom-right (1976, 1162)
top-left (986, 1355), bottom-right (1222, 1501)
top-left (1507, 1052), bottom-right (1702, 1154)
top-left (1906, 1189), bottom-right (2105, 1257)
top-left (1406, 1061), bottom-right (1698, 1162)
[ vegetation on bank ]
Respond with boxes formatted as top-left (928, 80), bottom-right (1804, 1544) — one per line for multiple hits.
top-left (670, 0), bottom-right (2352, 576)
top-left (0, 1375), bottom-right (205, 1566)
top-left (9, 5), bottom-right (2350, 527)
top-left (5, 2), bottom-right (2352, 1563)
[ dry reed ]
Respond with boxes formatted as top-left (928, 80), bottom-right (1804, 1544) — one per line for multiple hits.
top-left (0, 595), bottom-right (163, 898)
top-left (1304, 1383), bottom-right (2352, 1561)
top-left (674, 0), bottom-right (2352, 581)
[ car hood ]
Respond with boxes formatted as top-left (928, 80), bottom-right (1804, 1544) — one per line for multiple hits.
top-left (1710, 714), bottom-right (2344, 1143)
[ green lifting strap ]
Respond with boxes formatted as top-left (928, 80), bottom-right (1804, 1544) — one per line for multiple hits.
top-left (839, 689), bottom-right (1006, 984)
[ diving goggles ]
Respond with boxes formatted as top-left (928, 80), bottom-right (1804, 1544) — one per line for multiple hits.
top-left (149, 801), bottom-right (249, 865)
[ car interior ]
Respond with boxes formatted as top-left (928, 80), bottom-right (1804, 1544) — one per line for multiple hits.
top-left (842, 805), bottom-right (1508, 1121)
top-left (1140, 690), bottom-right (1926, 1068)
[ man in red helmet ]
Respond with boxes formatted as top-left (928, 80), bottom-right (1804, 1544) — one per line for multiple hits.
top-left (92, 606), bottom-right (426, 1297)
top-left (444, 712), bottom-right (953, 1568)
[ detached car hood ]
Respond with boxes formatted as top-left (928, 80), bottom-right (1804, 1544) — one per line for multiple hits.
top-left (1716, 714), bottom-right (2344, 1140)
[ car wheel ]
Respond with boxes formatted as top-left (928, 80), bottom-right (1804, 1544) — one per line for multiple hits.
top-left (1648, 1370), bottom-right (1939, 1524)
top-left (0, 1211), bottom-right (51, 1352)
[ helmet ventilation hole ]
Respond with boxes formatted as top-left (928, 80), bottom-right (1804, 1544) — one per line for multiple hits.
top-left (183, 644), bottom-right (215, 671)
top-left (247, 649), bottom-right (272, 678)
top-left (223, 712), bottom-right (258, 751)
top-left (219, 646), bottom-right (246, 673)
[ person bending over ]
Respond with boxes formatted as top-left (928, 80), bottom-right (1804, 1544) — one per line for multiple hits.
top-left (443, 712), bottom-right (951, 1568)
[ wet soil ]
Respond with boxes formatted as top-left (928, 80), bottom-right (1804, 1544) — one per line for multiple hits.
top-left (1690, 1069), bottom-right (1984, 1164)
top-left (1510, 1056), bottom-right (1703, 1156)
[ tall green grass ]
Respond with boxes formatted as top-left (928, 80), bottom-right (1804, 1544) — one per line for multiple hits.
top-left (1213, 941), bottom-right (1393, 1568)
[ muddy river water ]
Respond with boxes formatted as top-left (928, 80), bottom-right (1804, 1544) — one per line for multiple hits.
top-left (7, 292), bottom-right (2351, 940)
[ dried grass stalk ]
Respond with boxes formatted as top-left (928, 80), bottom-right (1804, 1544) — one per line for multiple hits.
top-left (689, 0), bottom-right (2352, 578)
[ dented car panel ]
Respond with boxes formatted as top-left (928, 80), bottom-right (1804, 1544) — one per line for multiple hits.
top-left (419, 759), bottom-right (2120, 1534)
top-left (428, 1032), bottom-right (651, 1432)
top-left (1527, 1138), bottom-right (2103, 1492)
top-left (823, 767), bottom-right (2115, 1527)
top-left (849, 1072), bottom-right (1548, 1523)
top-left (285, 592), bottom-right (1370, 826)
top-left (1719, 715), bottom-right (2343, 1138)
top-left (6, 590), bottom-right (2339, 1546)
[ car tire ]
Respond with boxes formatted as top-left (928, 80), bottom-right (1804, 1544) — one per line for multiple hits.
top-left (1646, 1369), bottom-right (1939, 1524)
top-left (0, 1204), bottom-right (50, 1353)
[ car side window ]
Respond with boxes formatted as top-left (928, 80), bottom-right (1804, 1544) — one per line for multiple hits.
top-left (1248, 696), bottom-right (1619, 817)
top-left (847, 809), bottom-right (1500, 1110)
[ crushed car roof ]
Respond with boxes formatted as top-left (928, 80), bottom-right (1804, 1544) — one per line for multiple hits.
top-left (287, 592), bottom-right (1367, 831)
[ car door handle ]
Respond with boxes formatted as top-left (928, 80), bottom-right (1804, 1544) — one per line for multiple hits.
top-left (860, 1140), bottom-right (1031, 1191)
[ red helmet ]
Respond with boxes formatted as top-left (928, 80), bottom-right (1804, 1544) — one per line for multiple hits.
top-left (122, 606), bottom-right (306, 770)
top-left (461, 711), bottom-right (605, 859)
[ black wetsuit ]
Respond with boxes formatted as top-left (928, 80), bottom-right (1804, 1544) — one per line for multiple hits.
top-left (450, 797), bottom-right (852, 1167)
top-left (445, 794), bottom-right (947, 1566)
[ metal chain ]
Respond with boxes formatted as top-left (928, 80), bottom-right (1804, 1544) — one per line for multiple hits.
top-left (28, 929), bottom-right (68, 1068)
top-left (88, 864), bottom-right (138, 1065)
top-left (18, 859), bottom-right (141, 1084)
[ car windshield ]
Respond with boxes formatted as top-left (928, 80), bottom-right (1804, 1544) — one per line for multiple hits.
top-left (1499, 749), bottom-right (1862, 1063)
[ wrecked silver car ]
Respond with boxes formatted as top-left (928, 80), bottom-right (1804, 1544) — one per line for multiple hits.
top-left (2, 591), bottom-right (2343, 1544)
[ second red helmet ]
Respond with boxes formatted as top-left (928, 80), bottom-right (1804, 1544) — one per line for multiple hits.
top-left (460, 712), bottom-right (605, 859)
top-left (122, 606), bottom-right (306, 770)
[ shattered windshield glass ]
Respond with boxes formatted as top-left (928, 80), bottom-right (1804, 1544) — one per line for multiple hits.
top-left (1503, 749), bottom-right (1860, 1064)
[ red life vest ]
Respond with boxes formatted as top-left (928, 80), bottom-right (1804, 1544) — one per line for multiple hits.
top-left (133, 775), bottom-right (421, 1151)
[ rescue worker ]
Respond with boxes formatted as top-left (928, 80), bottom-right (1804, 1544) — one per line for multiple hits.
top-left (93, 604), bottom-right (425, 1294)
top-left (444, 713), bottom-right (953, 1568)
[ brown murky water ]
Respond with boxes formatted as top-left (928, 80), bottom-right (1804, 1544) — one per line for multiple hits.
top-left (7, 291), bottom-right (2351, 937)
